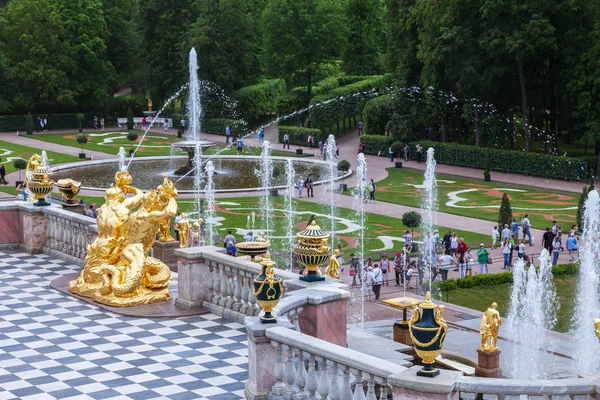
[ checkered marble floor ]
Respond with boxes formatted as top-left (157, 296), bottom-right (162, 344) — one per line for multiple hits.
top-left (0, 251), bottom-right (248, 400)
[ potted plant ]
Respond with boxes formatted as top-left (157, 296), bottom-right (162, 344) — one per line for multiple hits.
top-left (402, 211), bottom-right (422, 252)
top-left (127, 108), bottom-right (134, 130)
top-left (25, 113), bottom-right (34, 135)
top-left (391, 141), bottom-right (404, 168)
top-left (484, 154), bottom-right (491, 182)
top-left (13, 158), bottom-right (27, 183)
top-left (127, 131), bottom-right (139, 156)
top-left (77, 133), bottom-right (88, 159)
top-left (337, 160), bottom-right (351, 191)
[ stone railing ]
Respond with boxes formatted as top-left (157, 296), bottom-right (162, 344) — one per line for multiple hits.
top-left (43, 206), bottom-right (97, 264)
top-left (454, 376), bottom-right (597, 399)
top-left (245, 318), bottom-right (406, 400)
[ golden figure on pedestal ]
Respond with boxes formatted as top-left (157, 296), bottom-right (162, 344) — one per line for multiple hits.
top-left (480, 302), bottom-right (502, 351)
top-left (190, 218), bottom-right (203, 246)
top-left (174, 213), bottom-right (191, 248)
top-left (69, 172), bottom-right (178, 307)
top-left (325, 248), bottom-right (341, 279)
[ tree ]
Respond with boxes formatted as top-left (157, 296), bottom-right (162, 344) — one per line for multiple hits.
top-left (263, 0), bottom-right (347, 107)
top-left (127, 131), bottom-right (139, 150)
top-left (187, 0), bottom-right (261, 93)
top-left (24, 112), bottom-right (33, 135)
top-left (103, 0), bottom-right (140, 86)
top-left (77, 133), bottom-right (88, 153)
top-left (498, 193), bottom-right (513, 227)
top-left (341, 0), bottom-right (382, 75)
top-left (13, 158), bottom-right (27, 180)
top-left (402, 211), bottom-right (422, 236)
top-left (139, 0), bottom-right (195, 102)
top-left (76, 113), bottom-right (85, 132)
top-left (576, 186), bottom-right (589, 232)
top-left (384, 0), bottom-right (422, 85)
top-left (126, 108), bottom-right (134, 130)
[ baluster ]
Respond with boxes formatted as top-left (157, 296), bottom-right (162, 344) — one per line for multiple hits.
top-left (46, 215), bottom-right (53, 249)
top-left (317, 359), bottom-right (329, 399)
top-left (271, 342), bottom-right (285, 396)
top-left (292, 307), bottom-right (302, 331)
top-left (219, 266), bottom-right (230, 307)
top-left (58, 220), bottom-right (66, 252)
top-left (379, 377), bottom-right (388, 400)
top-left (352, 370), bottom-right (366, 400)
top-left (232, 270), bottom-right (242, 311)
top-left (329, 362), bottom-right (341, 400)
top-left (283, 346), bottom-right (296, 399)
top-left (240, 272), bottom-right (249, 314)
top-left (497, 395), bottom-right (506, 400)
top-left (205, 262), bottom-right (214, 302)
top-left (341, 365), bottom-right (352, 399)
top-left (294, 350), bottom-right (308, 399)
top-left (306, 353), bottom-right (318, 400)
top-left (76, 224), bottom-right (84, 259)
top-left (68, 221), bottom-right (75, 255)
top-left (247, 272), bottom-right (258, 315)
top-left (212, 263), bottom-right (222, 304)
top-left (365, 374), bottom-right (376, 400)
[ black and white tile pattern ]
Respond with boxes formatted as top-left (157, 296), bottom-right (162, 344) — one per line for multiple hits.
top-left (0, 251), bottom-right (247, 399)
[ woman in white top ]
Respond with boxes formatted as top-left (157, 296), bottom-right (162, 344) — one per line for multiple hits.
top-left (437, 251), bottom-right (456, 280)
top-left (363, 266), bottom-right (374, 299)
top-left (502, 238), bottom-right (512, 269)
top-left (450, 235), bottom-right (459, 257)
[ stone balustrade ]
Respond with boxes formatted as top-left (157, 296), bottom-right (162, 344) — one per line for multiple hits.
top-left (43, 206), bottom-right (97, 264)
top-left (454, 376), bottom-right (597, 399)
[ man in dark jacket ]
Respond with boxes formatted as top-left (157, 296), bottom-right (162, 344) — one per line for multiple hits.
top-left (0, 164), bottom-right (7, 185)
top-left (542, 227), bottom-right (554, 253)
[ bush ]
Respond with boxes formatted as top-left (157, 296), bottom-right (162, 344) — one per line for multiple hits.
top-left (76, 134), bottom-right (88, 152)
top-left (402, 211), bottom-right (422, 235)
top-left (24, 112), bottom-right (33, 134)
top-left (108, 94), bottom-right (147, 117)
top-left (278, 126), bottom-right (322, 147)
top-left (275, 89), bottom-right (307, 125)
top-left (362, 94), bottom-right (394, 135)
top-left (498, 193), bottom-right (513, 228)
top-left (391, 141), bottom-right (403, 159)
top-left (13, 158), bottom-right (26, 170)
top-left (126, 108), bottom-right (134, 130)
top-left (232, 79), bottom-right (285, 120)
top-left (361, 135), bottom-right (394, 155)
top-left (337, 160), bottom-right (351, 172)
top-left (0, 113), bottom-right (101, 131)
top-left (406, 140), bottom-right (590, 181)
top-left (202, 118), bottom-right (248, 137)
top-left (127, 132), bottom-right (139, 148)
top-left (76, 113), bottom-right (85, 129)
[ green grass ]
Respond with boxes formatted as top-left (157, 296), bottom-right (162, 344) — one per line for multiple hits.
top-left (367, 168), bottom-right (578, 230)
top-left (442, 276), bottom-right (577, 332)
top-left (0, 139), bottom-right (79, 175)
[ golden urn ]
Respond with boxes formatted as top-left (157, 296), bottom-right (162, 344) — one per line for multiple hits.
top-left (293, 221), bottom-right (330, 282)
top-left (253, 252), bottom-right (283, 323)
top-left (408, 292), bottom-right (448, 377)
top-left (237, 241), bottom-right (271, 262)
top-left (57, 178), bottom-right (81, 207)
top-left (25, 154), bottom-right (54, 206)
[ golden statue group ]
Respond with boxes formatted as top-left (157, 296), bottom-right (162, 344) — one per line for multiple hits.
top-left (480, 302), bottom-right (502, 351)
top-left (69, 172), bottom-right (177, 307)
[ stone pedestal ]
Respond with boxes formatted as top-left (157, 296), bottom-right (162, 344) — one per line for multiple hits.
top-left (475, 349), bottom-right (501, 378)
top-left (245, 317), bottom-right (294, 400)
top-left (152, 240), bottom-right (180, 272)
top-left (393, 322), bottom-right (413, 346)
top-left (175, 246), bottom-right (225, 310)
top-left (390, 366), bottom-right (462, 400)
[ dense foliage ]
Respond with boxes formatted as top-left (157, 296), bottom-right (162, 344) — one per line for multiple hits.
top-left (232, 80), bottom-right (285, 120)
top-left (498, 193), bottom-right (513, 228)
top-left (277, 126), bottom-right (322, 146)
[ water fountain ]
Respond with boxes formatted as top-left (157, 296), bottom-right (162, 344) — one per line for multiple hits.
top-left (171, 48), bottom-right (215, 175)
top-left (259, 141), bottom-right (273, 234)
top-left (352, 153), bottom-right (368, 329)
top-left (573, 188), bottom-right (600, 372)
top-left (117, 147), bottom-right (127, 172)
top-left (421, 147), bottom-right (438, 292)
top-left (324, 134), bottom-right (338, 251)
top-left (204, 160), bottom-right (216, 245)
top-left (505, 250), bottom-right (557, 379)
top-left (284, 158), bottom-right (296, 267)
top-left (41, 151), bottom-right (49, 168)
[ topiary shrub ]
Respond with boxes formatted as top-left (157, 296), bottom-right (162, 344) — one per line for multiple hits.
top-left (337, 160), bottom-right (351, 172)
top-left (24, 112), bottom-right (34, 134)
top-left (76, 113), bottom-right (85, 132)
top-left (13, 158), bottom-right (27, 180)
top-left (127, 132), bottom-right (139, 153)
top-left (498, 193), bottom-right (513, 228)
top-left (76, 134), bottom-right (88, 152)
top-left (402, 211), bottom-right (422, 236)
top-left (391, 141), bottom-right (403, 160)
top-left (362, 94), bottom-right (394, 136)
top-left (127, 108), bottom-right (134, 130)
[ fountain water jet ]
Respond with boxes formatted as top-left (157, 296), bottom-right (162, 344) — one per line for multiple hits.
top-left (572, 188), bottom-right (600, 372)
top-left (421, 148), bottom-right (438, 292)
top-left (284, 159), bottom-right (296, 267)
top-left (505, 250), bottom-right (557, 379)
top-left (117, 147), bottom-right (127, 172)
top-left (259, 141), bottom-right (274, 235)
top-left (351, 153), bottom-right (368, 330)
top-left (204, 160), bottom-right (216, 245)
top-left (324, 134), bottom-right (338, 251)
top-left (41, 151), bottom-right (49, 168)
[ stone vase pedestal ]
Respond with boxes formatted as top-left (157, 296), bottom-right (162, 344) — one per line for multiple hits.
top-left (152, 240), bottom-right (180, 272)
top-left (393, 322), bottom-right (413, 347)
top-left (475, 349), bottom-right (501, 378)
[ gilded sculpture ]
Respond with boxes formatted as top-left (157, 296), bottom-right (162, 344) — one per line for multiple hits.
top-left (190, 218), bottom-right (203, 246)
top-left (174, 213), bottom-right (191, 248)
top-left (325, 248), bottom-right (341, 279)
top-left (25, 154), bottom-right (54, 206)
top-left (480, 302), bottom-right (502, 352)
top-left (69, 172), bottom-right (178, 307)
top-left (594, 318), bottom-right (600, 342)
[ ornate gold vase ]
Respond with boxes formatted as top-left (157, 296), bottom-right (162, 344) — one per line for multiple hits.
top-left (253, 252), bottom-right (283, 323)
top-left (27, 164), bottom-right (55, 207)
top-left (293, 221), bottom-right (330, 282)
top-left (408, 292), bottom-right (448, 377)
top-left (237, 241), bottom-right (270, 262)
top-left (57, 178), bottom-right (81, 207)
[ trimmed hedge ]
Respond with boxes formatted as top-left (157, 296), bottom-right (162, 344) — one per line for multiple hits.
top-left (277, 126), bottom-right (322, 147)
top-left (360, 135), bottom-right (395, 155)
top-left (275, 89), bottom-right (306, 125)
top-left (0, 112), bottom-right (102, 132)
top-left (202, 118), bottom-right (248, 137)
top-left (308, 75), bottom-right (392, 135)
top-left (363, 94), bottom-right (394, 136)
top-left (232, 79), bottom-right (285, 120)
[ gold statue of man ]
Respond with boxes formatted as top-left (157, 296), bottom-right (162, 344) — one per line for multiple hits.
top-left (480, 302), bottom-right (502, 351)
top-left (148, 98), bottom-right (153, 112)
top-left (325, 248), bottom-right (341, 279)
top-left (174, 213), bottom-right (191, 248)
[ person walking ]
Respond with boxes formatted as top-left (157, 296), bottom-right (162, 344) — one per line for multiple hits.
top-left (372, 263), bottom-right (383, 300)
top-left (542, 227), bottom-right (554, 253)
top-left (394, 251), bottom-right (404, 286)
top-left (297, 178), bottom-right (304, 198)
top-left (522, 214), bottom-right (533, 245)
top-left (416, 144), bottom-right (423, 163)
top-left (566, 233), bottom-right (578, 261)
top-left (358, 120), bottom-right (364, 136)
top-left (501, 224), bottom-right (511, 241)
top-left (552, 235), bottom-right (562, 265)
top-left (363, 266), bottom-right (374, 300)
top-left (438, 251), bottom-right (456, 281)
top-left (43, 117), bottom-right (48, 131)
top-left (491, 226), bottom-right (499, 250)
top-left (511, 218), bottom-right (520, 238)
top-left (225, 126), bottom-right (231, 144)
top-left (442, 230), bottom-right (452, 254)
top-left (477, 244), bottom-right (489, 274)
top-left (517, 240), bottom-right (525, 259)
top-left (307, 135), bottom-right (314, 148)
top-left (236, 137), bottom-right (244, 155)
top-left (100, 117), bottom-right (105, 131)
top-left (368, 179), bottom-right (376, 202)
top-left (0, 164), bottom-right (7, 185)
top-left (258, 128), bottom-right (264, 141)
top-left (224, 230), bottom-right (236, 247)
top-left (403, 143), bottom-right (409, 161)
top-left (501, 238), bottom-right (511, 269)
top-left (318, 139), bottom-right (324, 156)
top-left (380, 253), bottom-right (390, 286)
top-left (283, 133), bottom-right (290, 149)
top-left (180, 118), bottom-right (186, 136)
top-left (164, 118), bottom-right (169, 132)
top-left (458, 250), bottom-right (467, 278)
top-left (94, 116), bottom-right (99, 130)
top-left (388, 146), bottom-right (394, 162)
top-left (304, 174), bottom-right (314, 197)
top-left (450, 233), bottom-right (458, 258)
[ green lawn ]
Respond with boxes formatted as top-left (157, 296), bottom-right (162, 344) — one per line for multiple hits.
top-left (441, 276), bottom-right (576, 333)
top-left (0, 139), bottom-right (79, 176)
top-left (368, 168), bottom-right (578, 230)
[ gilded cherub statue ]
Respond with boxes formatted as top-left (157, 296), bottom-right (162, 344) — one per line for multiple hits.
top-left (174, 213), bottom-right (191, 248)
top-left (480, 302), bottom-right (502, 351)
top-left (325, 248), bottom-right (341, 279)
top-left (190, 217), bottom-right (204, 246)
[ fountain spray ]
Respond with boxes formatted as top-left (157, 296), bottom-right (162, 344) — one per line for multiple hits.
top-left (117, 147), bottom-right (127, 172)
top-left (284, 159), bottom-right (296, 267)
top-left (354, 153), bottom-right (368, 330)
top-left (204, 160), bottom-right (215, 245)
top-left (41, 151), bottom-right (49, 168)
top-left (422, 148), bottom-right (438, 293)
top-left (259, 141), bottom-right (273, 234)
top-left (193, 143), bottom-right (203, 222)
top-left (325, 134), bottom-right (338, 252)
top-left (187, 48), bottom-right (202, 142)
